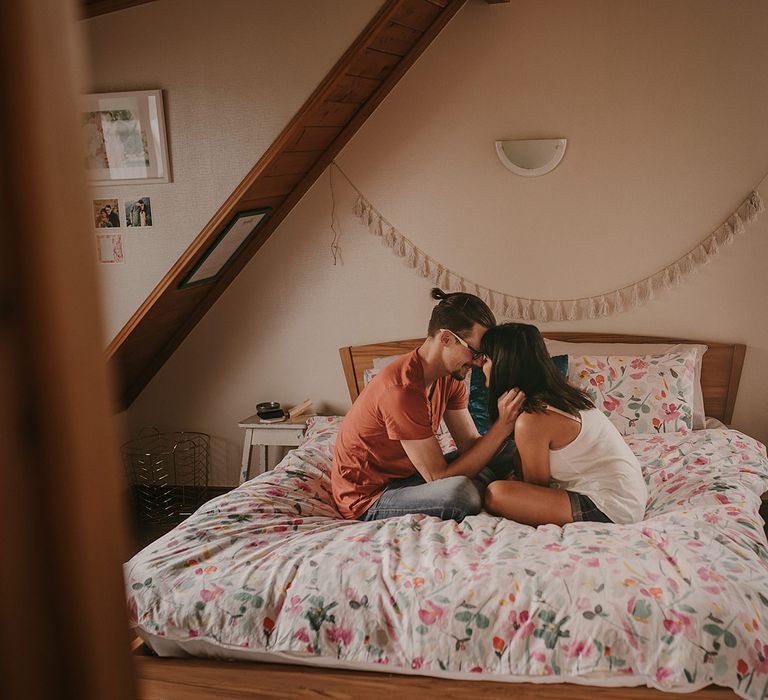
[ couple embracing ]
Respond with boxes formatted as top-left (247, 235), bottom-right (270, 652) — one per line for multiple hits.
top-left (331, 288), bottom-right (647, 527)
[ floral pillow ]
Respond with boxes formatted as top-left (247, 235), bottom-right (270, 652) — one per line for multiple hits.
top-left (303, 415), bottom-right (345, 440)
top-left (567, 350), bottom-right (697, 435)
top-left (299, 415), bottom-right (345, 453)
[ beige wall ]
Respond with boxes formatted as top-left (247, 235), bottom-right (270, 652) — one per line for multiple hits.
top-left (90, 0), bottom-right (768, 485)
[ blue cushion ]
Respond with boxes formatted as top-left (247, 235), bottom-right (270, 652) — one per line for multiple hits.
top-left (468, 354), bottom-right (569, 435)
top-left (552, 353), bottom-right (569, 377)
top-left (468, 365), bottom-right (492, 435)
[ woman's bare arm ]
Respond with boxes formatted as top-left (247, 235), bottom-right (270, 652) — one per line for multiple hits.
top-left (512, 412), bottom-right (552, 486)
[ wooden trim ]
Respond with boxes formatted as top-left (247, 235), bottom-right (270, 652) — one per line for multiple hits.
top-left (369, 23), bottom-right (422, 55)
top-left (724, 343), bottom-right (745, 424)
top-left (339, 346), bottom-right (360, 403)
top-left (390, 1), bottom-right (444, 32)
top-left (338, 333), bottom-right (746, 425)
top-left (79, 0), bottom-right (156, 18)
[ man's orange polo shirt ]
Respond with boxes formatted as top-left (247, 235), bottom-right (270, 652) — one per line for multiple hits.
top-left (331, 349), bottom-right (467, 519)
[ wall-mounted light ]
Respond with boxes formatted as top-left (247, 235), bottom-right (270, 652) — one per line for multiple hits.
top-left (495, 138), bottom-right (567, 177)
top-left (179, 208), bottom-right (271, 288)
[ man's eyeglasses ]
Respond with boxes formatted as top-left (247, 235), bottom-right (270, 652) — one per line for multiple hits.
top-left (442, 328), bottom-right (485, 361)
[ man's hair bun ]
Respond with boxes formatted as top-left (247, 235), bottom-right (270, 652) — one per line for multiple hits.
top-left (426, 287), bottom-right (496, 336)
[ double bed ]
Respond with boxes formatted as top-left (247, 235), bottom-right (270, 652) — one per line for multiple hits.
top-left (127, 333), bottom-right (768, 699)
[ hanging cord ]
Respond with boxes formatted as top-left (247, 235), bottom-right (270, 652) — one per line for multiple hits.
top-left (331, 160), bottom-right (356, 190)
top-left (329, 166), bottom-right (342, 265)
top-left (755, 167), bottom-right (768, 193)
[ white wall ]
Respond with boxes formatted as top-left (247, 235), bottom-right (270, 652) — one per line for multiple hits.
top-left (85, 0), bottom-right (384, 340)
top-left (88, 0), bottom-right (768, 485)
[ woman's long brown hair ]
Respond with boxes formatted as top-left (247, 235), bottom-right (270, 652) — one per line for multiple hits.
top-left (480, 322), bottom-right (594, 420)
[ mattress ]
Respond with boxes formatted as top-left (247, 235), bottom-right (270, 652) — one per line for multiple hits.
top-left (126, 417), bottom-right (768, 698)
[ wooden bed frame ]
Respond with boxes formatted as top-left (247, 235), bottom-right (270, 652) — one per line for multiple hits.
top-left (339, 332), bottom-right (746, 424)
top-left (134, 332), bottom-right (748, 699)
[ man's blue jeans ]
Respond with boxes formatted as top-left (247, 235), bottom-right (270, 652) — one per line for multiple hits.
top-left (359, 439), bottom-right (517, 522)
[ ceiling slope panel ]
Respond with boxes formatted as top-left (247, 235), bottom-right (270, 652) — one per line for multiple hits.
top-left (106, 0), bottom-right (468, 408)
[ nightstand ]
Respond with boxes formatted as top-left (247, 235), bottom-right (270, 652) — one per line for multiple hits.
top-left (237, 414), bottom-right (314, 484)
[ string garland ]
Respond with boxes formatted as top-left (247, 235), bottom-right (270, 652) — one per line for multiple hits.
top-left (330, 162), bottom-right (766, 321)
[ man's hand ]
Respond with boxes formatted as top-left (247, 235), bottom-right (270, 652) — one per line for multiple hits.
top-left (401, 389), bottom-right (525, 483)
top-left (496, 388), bottom-right (526, 435)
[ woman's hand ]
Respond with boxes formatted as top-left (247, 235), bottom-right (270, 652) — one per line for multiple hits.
top-left (497, 388), bottom-right (526, 435)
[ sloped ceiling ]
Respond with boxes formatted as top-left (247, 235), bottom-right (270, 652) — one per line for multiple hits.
top-left (105, 0), bottom-right (489, 408)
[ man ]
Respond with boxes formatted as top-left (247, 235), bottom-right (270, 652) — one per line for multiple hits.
top-left (105, 203), bottom-right (120, 227)
top-left (128, 198), bottom-right (151, 226)
top-left (331, 287), bottom-right (526, 522)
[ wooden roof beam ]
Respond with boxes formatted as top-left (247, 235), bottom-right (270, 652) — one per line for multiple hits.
top-left (106, 0), bottom-right (468, 408)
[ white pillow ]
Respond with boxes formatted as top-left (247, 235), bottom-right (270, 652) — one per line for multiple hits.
top-left (372, 354), bottom-right (402, 369)
top-left (544, 339), bottom-right (708, 430)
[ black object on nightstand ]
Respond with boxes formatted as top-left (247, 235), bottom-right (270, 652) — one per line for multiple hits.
top-left (257, 401), bottom-right (286, 421)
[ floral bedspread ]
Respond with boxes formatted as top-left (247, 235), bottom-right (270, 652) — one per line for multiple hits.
top-left (126, 418), bottom-right (768, 698)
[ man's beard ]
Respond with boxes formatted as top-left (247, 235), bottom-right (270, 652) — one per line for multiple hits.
top-left (451, 367), bottom-right (469, 381)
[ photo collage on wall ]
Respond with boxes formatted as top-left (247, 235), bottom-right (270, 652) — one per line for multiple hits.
top-left (93, 196), bottom-right (153, 264)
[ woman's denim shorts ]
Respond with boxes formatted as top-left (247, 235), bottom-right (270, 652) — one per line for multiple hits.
top-left (566, 491), bottom-right (613, 523)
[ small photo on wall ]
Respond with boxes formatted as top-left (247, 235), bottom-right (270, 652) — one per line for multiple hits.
top-left (125, 196), bottom-right (152, 227)
top-left (93, 198), bottom-right (120, 228)
top-left (96, 232), bottom-right (124, 264)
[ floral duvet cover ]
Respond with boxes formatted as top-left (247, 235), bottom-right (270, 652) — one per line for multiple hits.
top-left (126, 418), bottom-right (768, 698)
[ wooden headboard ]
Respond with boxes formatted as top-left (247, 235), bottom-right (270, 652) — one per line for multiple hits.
top-left (339, 333), bottom-right (746, 424)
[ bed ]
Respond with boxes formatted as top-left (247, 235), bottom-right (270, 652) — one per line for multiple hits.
top-left (127, 333), bottom-right (768, 699)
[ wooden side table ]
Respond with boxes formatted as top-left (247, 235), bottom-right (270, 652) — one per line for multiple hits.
top-left (237, 414), bottom-right (314, 484)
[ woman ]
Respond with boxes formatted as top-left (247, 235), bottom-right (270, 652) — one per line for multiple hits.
top-left (479, 323), bottom-right (647, 526)
top-left (96, 207), bottom-right (112, 228)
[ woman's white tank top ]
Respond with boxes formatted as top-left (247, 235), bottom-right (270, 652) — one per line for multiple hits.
top-left (547, 408), bottom-right (648, 524)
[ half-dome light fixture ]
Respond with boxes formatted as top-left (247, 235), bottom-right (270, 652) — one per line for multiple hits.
top-left (495, 138), bottom-right (567, 177)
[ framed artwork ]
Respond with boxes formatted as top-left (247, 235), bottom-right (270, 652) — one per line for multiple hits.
top-left (178, 209), bottom-right (272, 289)
top-left (81, 89), bottom-right (171, 185)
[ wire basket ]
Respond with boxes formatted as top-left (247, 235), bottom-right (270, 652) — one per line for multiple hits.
top-left (122, 428), bottom-right (209, 523)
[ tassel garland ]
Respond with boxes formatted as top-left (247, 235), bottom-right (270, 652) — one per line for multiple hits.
top-left (347, 167), bottom-right (764, 322)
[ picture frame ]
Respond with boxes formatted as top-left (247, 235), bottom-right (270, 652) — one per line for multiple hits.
top-left (81, 89), bottom-right (171, 185)
top-left (178, 208), bottom-right (272, 289)
top-left (96, 232), bottom-right (125, 264)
